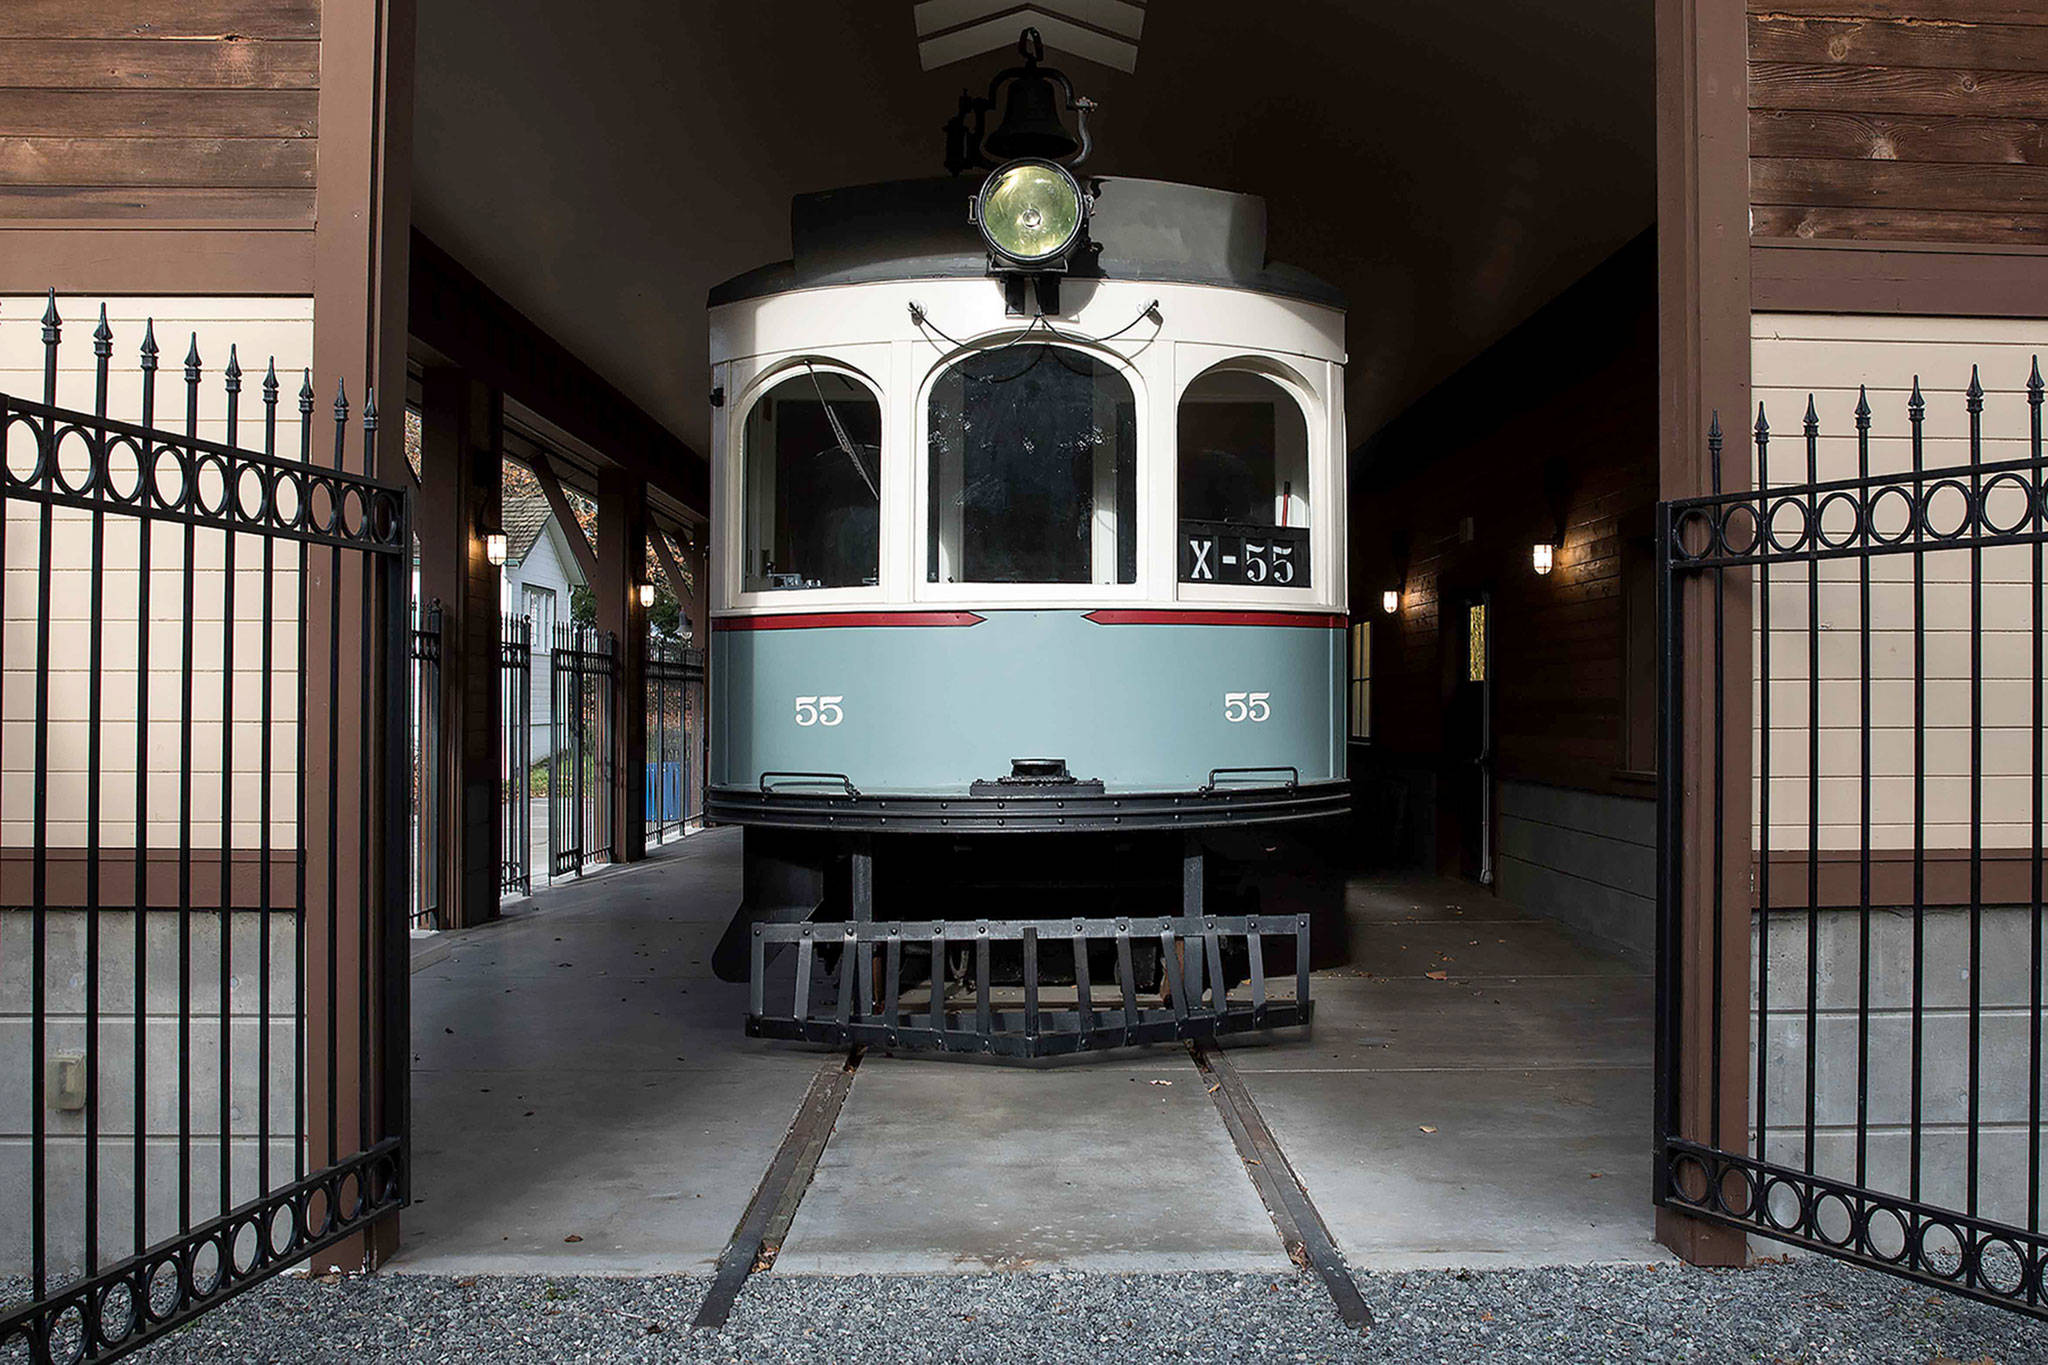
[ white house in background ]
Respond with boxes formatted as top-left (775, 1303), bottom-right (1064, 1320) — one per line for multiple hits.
top-left (499, 489), bottom-right (588, 751)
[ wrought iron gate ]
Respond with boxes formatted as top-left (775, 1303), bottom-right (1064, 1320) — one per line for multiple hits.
top-left (547, 624), bottom-right (615, 877)
top-left (1656, 362), bottom-right (2048, 1316)
top-left (500, 613), bottom-right (533, 897)
top-left (0, 297), bottom-right (412, 1361)
top-left (410, 602), bottom-right (443, 930)
top-left (645, 640), bottom-right (703, 846)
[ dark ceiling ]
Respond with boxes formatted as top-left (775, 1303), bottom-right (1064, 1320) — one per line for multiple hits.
top-left (412, 1), bottom-right (1655, 466)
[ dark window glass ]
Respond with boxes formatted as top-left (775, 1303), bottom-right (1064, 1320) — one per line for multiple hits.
top-left (1177, 371), bottom-right (1311, 587)
top-left (742, 369), bottom-right (881, 592)
top-left (927, 345), bottom-right (1137, 585)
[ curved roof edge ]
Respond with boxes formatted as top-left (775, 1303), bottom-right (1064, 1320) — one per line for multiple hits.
top-left (708, 176), bottom-right (1344, 311)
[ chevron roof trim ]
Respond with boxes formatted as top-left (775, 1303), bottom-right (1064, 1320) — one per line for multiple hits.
top-left (914, 1), bottom-right (1146, 72)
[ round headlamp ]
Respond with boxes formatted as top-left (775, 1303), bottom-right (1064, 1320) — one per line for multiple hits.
top-left (974, 159), bottom-right (1085, 268)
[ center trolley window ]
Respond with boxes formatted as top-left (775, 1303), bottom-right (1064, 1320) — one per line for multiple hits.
top-left (1177, 368), bottom-right (1310, 587)
top-left (927, 343), bottom-right (1137, 585)
top-left (742, 366), bottom-right (882, 593)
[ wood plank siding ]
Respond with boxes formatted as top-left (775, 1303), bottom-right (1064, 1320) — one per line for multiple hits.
top-left (1350, 236), bottom-right (1660, 853)
top-left (1751, 0), bottom-right (2048, 246)
top-left (0, 3), bottom-right (320, 227)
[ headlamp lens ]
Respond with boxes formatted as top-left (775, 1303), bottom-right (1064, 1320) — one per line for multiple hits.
top-left (979, 161), bottom-right (1083, 264)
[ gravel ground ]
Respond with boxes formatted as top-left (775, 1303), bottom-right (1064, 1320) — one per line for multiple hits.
top-left (89, 1259), bottom-right (2046, 1364)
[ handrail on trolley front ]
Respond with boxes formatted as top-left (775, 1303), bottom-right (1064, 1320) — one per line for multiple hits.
top-left (1200, 765), bottom-right (1300, 794)
top-left (759, 771), bottom-right (863, 798)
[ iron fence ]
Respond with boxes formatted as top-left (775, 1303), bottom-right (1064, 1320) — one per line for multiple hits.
top-left (500, 613), bottom-right (534, 897)
top-left (548, 624), bottom-right (616, 878)
top-left (1656, 361), bottom-right (2048, 1316)
top-left (410, 601), bottom-right (443, 929)
top-left (645, 640), bottom-right (704, 846)
top-left (0, 295), bottom-right (411, 1361)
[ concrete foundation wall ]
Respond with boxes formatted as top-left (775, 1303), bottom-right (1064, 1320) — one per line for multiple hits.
top-left (1496, 779), bottom-right (1656, 960)
top-left (1753, 902), bottom-right (2048, 1229)
top-left (0, 907), bottom-right (300, 1281)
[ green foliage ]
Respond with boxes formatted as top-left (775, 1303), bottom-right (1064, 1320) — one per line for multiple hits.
top-left (648, 586), bottom-right (683, 639)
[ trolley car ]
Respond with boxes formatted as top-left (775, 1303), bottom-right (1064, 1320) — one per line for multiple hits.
top-left (708, 34), bottom-right (1348, 1056)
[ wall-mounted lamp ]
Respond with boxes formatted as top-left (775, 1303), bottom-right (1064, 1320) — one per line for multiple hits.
top-left (485, 532), bottom-right (508, 567)
top-left (1531, 540), bottom-right (1555, 576)
top-left (1383, 529), bottom-right (1411, 617)
top-left (638, 582), bottom-right (656, 608)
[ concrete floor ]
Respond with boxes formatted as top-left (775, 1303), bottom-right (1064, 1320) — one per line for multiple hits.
top-left (395, 833), bottom-right (821, 1275)
top-left (390, 828), bottom-right (1669, 1276)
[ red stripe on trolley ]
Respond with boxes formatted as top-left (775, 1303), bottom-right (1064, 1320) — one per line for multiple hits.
top-left (1082, 609), bottom-right (1347, 629)
top-left (713, 611), bottom-right (987, 631)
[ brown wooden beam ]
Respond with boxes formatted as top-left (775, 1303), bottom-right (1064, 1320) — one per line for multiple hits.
top-left (528, 448), bottom-right (601, 586)
top-left (419, 364), bottom-right (505, 930)
top-left (597, 466), bottom-right (649, 864)
top-left (0, 227), bottom-right (315, 294)
top-left (1654, 0), bottom-right (1751, 1270)
top-left (647, 521), bottom-right (693, 632)
top-left (408, 229), bottom-right (707, 514)
top-left (307, 0), bottom-right (414, 1274)
top-left (1753, 239), bottom-right (2048, 314)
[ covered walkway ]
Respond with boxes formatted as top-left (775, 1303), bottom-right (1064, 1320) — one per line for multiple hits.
top-left (393, 831), bottom-right (1665, 1276)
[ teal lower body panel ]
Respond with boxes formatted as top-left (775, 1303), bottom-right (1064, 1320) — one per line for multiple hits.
top-left (710, 609), bottom-right (1345, 797)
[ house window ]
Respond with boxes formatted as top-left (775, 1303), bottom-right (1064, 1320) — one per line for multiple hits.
top-left (1178, 369), bottom-right (1310, 587)
top-left (742, 366), bottom-right (882, 592)
top-left (1348, 619), bottom-right (1371, 741)
top-left (522, 584), bottom-right (558, 647)
top-left (927, 343), bottom-right (1136, 585)
top-left (1466, 602), bottom-right (1487, 684)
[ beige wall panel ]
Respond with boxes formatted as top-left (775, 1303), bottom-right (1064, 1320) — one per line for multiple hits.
top-left (0, 296), bottom-right (312, 853)
top-left (1753, 313), bottom-right (2048, 853)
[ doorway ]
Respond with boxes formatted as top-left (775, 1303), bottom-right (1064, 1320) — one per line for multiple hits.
top-left (1442, 590), bottom-right (1494, 885)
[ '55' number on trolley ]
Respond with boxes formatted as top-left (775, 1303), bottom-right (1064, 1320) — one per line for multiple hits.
top-left (795, 696), bottom-right (845, 727)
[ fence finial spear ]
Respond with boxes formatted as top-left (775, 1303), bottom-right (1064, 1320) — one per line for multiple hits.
top-left (93, 303), bottom-right (112, 354)
top-left (1804, 394), bottom-right (1819, 432)
top-left (363, 385), bottom-right (378, 430)
top-left (1854, 385), bottom-right (1871, 425)
top-left (184, 332), bottom-right (202, 382)
top-left (298, 367), bottom-right (314, 408)
top-left (263, 357), bottom-right (280, 402)
top-left (140, 318), bottom-right (158, 370)
top-left (1967, 363), bottom-right (1984, 409)
top-left (40, 287), bottom-right (59, 340)
top-left (1755, 402), bottom-right (1769, 438)
top-left (224, 344), bottom-right (242, 390)
top-left (2032, 356), bottom-right (2044, 398)
top-left (1707, 410), bottom-right (1723, 494)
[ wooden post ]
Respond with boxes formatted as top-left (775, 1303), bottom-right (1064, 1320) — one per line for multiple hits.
top-left (1654, 0), bottom-right (1751, 1268)
top-left (597, 466), bottom-right (649, 863)
top-left (418, 366), bottom-right (506, 929)
top-left (306, 0), bottom-right (414, 1273)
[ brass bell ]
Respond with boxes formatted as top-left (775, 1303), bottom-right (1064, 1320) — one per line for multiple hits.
top-left (984, 70), bottom-right (1080, 162)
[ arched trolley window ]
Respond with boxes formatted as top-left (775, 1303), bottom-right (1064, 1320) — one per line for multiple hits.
top-left (741, 365), bottom-right (881, 593)
top-left (1177, 369), bottom-right (1310, 587)
top-left (927, 343), bottom-right (1137, 585)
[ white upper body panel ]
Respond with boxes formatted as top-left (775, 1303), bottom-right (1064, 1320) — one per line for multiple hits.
top-left (709, 275), bottom-right (1348, 617)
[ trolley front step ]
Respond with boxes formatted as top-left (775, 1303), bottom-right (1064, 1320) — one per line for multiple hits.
top-left (746, 913), bottom-right (1311, 1058)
